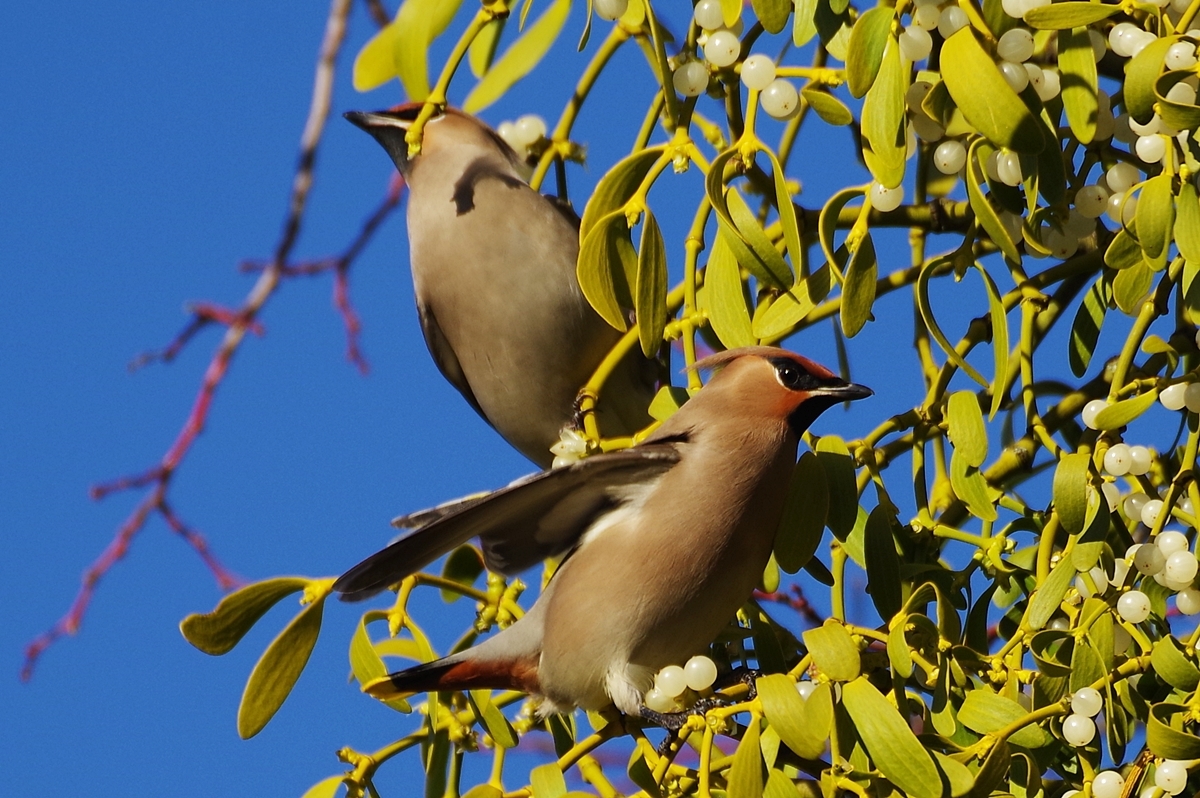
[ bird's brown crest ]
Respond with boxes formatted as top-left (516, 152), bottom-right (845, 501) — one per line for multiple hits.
top-left (689, 346), bottom-right (836, 381)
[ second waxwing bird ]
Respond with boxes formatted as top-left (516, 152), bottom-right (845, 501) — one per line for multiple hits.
top-left (345, 105), bottom-right (657, 467)
top-left (333, 346), bottom-right (871, 715)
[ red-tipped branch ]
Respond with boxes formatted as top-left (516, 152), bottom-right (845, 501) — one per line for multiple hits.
top-left (22, 0), bottom-right (356, 681)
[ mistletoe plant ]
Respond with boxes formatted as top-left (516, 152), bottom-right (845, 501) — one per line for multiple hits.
top-left (183, 0), bottom-right (1200, 796)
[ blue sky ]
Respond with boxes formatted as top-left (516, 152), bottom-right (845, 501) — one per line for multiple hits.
top-left (4, 2), bottom-right (1158, 796)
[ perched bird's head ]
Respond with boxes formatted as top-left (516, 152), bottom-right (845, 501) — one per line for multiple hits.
top-left (691, 346), bottom-right (872, 438)
top-left (344, 104), bottom-right (523, 179)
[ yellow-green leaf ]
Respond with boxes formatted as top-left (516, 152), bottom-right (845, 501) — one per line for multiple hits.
top-left (1069, 277), bottom-right (1107, 377)
top-left (950, 449), bottom-right (998, 521)
top-left (463, 0), bottom-right (570, 113)
top-left (392, 0), bottom-right (465, 100)
top-left (354, 22), bottom-right (400, 92)
top-left (1092, 389), bottom-right (1158, 430)
top-left (727, 186), bottom-right (792, 289)
top-left (1023, 2), bottom-right (1120, 28)
top-left (350, 613), bottom-right (411, 713)
top-left (774, 452), bottom-right (829, 572)
top-left (971, 260), bottom-right (1011, 419)
top-left (763, 148), bottom-right (803, 270)
top-left (1151, 636), bottom-right (1200, 690)
top-left (470, 691), bottom-right (519, 748)
top-left (1176, 180), bottom-right (1200, 262)
top-left (1069, 632), bottom-right (1104, 691)
top-left (941, 28), bottom-right (1043, 153)
top-left (580, 147), bottom-right (665, 238)
top-left (1125, 35), bottom-right (1175, 123)
top-left (815, 435), bottom-right (858, 537)
top-left (861, 39), bottom-right (907, 188)
top-left (1027, 558), bottom-right (1076, 632)
top-left (842, 678), bottom-right (941, 798)
top-left (720, 0), bottom-right (741, 25)
top-left (441, 545), bottom-right (483, 602)
top-left (1157, 70), bottom-right (1200, 131)
top-left (932, 750), bottom-right (976, 798)
top-left (636, 211), bottom-right (668, 357)
top-left (1147, 703), bottom-right (1200, 759)
top-left (728, 716), bottom-right (766, 798)
top-left (578, 211), bottom-right (633, 331)
top-left (705, 228), bottom-right (757, 348)
top-left (626, 744), bottom-right (661, 797)
top-left (846, 7), bottom-right (893, 98)
top-left (948, 390), bottom-right (988, 467)
top-left (1053, 452), bottom-right (1090, 535)
top-left (841, 233), bottom-right (877, 337)
top-left (648, 384), bottom-right (689, 422)
top-left (793, 0), bottom-right (819, 46)
top-left (758, 674), bottom-right (831, 759)
top-left (530, 763), bottom-right (567, 798)
top-left (1138, 173), bottom-right (1175, 264)
top-left (765, 769), bottom-right (798, 798)
top-left (818, 187), bottom-right (865, 271)
top-left (1058, 26), bottom-right (1098, 144)
top-left (753, 0), bottom-right (792, 33)
top-left (753, 265), bottom-right (833, 340)
top-left (237, 596), bottom-right (325, 739)
top-left (302, 775), bottom-right (347, 798)
top-left (966, 140), bottom-right (1022, 263)
top-left (887, 616), bottom-right (914, 678)
top-left (469, 17), bottom-right (505, 77)
top-left (181, 576), bottom-right (310, 656)
top-left (967, 739), bottom-right (1012, 798)
top-left (803, 620), bottom-right (861, 681)
top-left (864, 505), bottom-right (903, 621)
top-left (802, 87), bottom-right (853, 126)
top-left (1112, 259), bottom-right (1153, 315)
top-left (1105, 226), bottom-right (1143, 270)
top-left (958, 690), bottom-right (1052, 748)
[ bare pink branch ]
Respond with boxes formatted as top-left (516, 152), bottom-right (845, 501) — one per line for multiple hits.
top-left (754, 583), bottom-right (824, 628)
top-left (128, 303), bottom-right (266, 372)
top-left (22, 0), bottom-right (356, 681)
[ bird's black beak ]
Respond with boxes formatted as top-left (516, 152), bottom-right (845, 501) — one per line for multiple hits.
top-left (787, 381), bottom-right (872, 437)
top-left (344, 110), bottom-right (413, 173)
top-left (815, 382), bottom-right (873, 401)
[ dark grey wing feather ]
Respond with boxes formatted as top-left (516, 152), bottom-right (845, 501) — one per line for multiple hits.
top-left (334, 445), bottom-right (681, 601)
top-left (416, 301), bottom-right (487, 420)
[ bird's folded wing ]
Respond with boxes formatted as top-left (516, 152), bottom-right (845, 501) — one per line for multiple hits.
top-left (334, 444), bottom-right (682, 601)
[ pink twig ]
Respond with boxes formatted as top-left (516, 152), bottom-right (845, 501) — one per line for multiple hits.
top-left (755, 583), bottom-right (825, 627)
top-left (22, 0), bottom-right (356, 681)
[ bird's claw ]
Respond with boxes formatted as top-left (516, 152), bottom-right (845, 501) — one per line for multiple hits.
top-left (716, 666), bottom-right (762, 699)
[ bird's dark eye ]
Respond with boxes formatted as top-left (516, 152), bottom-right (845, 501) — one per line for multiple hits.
top-left (775, 363), bottom-right (804, 390)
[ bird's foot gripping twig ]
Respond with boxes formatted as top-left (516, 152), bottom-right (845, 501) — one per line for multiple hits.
top-left (717, 666), bottom-right (762, 700)
top-left (639, 696), bottom-right (725, 732)
top-left (639, 666), bottom-right (764, 731)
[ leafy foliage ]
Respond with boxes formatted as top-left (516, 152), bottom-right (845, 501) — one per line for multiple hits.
top-left (188, 0), bottom-right (1200, 796)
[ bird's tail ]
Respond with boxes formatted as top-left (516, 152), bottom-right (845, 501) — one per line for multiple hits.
top-left (365, 652), bottom-right (541, 699)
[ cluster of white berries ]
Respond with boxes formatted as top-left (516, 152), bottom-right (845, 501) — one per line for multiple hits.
top-left (642, 655), bottom-right (718, 712)
top-left (1068, 766), bottom-right (1192, 798)
top-left (899, 0), bottom-right (968, 63)
top-left (496, 115), bottom-right (547, 156)
top-left (1070, 471), bottom-right (1200, 618)
top-left (671, 2), bottom-right (802, 121)
top-left (1060, 686), bottom-right (1103, 745)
